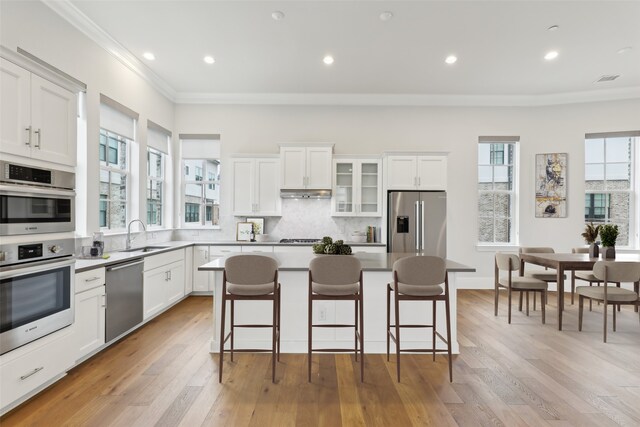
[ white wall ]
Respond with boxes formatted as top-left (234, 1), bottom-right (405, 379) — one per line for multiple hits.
top-left (175, 100), bottom-right (640, 282)
top-left (0, 0), bottom-right (175, 236)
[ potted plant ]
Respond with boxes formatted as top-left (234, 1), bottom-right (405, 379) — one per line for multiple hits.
top-left (581, 222), bottom-right (601, 258)
top-left (312, 236), bottom-right (353, 255)
top-left (599, 224), bottom-right (619, 259)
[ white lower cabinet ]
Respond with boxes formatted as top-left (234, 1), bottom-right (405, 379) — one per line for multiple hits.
top-left (143, 251), bottom-right (186, 320)
top-left (75, 285), bottom-right (106, 361)
top-left (0, 327), bottom-right (74, 414)
top-left (193, 246), bottom-right (211, 292)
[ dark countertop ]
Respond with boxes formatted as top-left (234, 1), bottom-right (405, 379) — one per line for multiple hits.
top-left (198, 252), bottom-right (475, 273)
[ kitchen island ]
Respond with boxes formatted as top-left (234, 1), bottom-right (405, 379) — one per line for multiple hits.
top-left (198, 252), bottom-right (475, 354)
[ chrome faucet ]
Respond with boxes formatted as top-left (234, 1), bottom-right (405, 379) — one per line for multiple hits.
top-left (126, 219), bottom-right (146, 250)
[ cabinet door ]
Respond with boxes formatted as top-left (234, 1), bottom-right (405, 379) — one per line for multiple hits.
top-left (75, 286), bottom-right (106, 361)
top-left (255, 158), bottom-right (281, 215)
top-left (166, 261), bottom-right (185, 305)
top-left (386, 156), bottom-right (418, 189)
top-left (417, 156), bottom-right (447, 190)
top-left (30, 74), bottom-right (77, 166)
top-left (0, 59), bottom-right (31, 158)
top-left (184, 247), bottom-right (193, 294)
top-left (306, 147), bottom-right (333, 189)
top-left (231, 158), bottom-right (254, 215)
top-left (280, 147), bottom-right (306, 189)
top-left (192, 246), bottom-right (210, 292)
top-left (143, 268), bottom-right (168, 320)
top-left (359, 160), bottom-right (382, 216)
top-left (332, 161), bottom-right (355, 215)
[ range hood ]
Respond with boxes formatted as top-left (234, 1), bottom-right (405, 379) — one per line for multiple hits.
top-left (280, 189), bottom-right (331, 199)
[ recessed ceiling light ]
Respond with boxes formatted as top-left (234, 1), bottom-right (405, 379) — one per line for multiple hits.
top-left (272, 11), bottom-right (285, 20)
top-left (617, 46), bottom-right (632, 54)
top-left (380, 11), bottom-right (394, 21)
top-left (547, 25), bottom-right (559, 31)
top-left (445, 55), bottom-right (457, 64)
top-left (203, 55), bottom-right (215, 64)
top-left (544, 51), bottom-right (559, 61)
top-left (323, 55), bottom-right (334, 65)
top-left (142, 52), bottom-right (155, 61)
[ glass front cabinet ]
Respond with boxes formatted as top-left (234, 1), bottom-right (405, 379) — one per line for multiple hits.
top-left (332, 158), bottom-right (382, 217)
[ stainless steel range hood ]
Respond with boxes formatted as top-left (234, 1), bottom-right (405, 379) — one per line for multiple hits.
top-left (280, 189), bottom-right (331, 199)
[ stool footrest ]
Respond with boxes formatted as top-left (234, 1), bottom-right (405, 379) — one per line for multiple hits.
top-left (222, 348), bottom-right (277, 353)
top-left (389, 323), bottom-right (435, 329)
top-left (312, 323), bottom-right (356, 328)
top-left (233, 324), bottom-right (276, 328)
top-left (311, 348), bottom-right (361, 353)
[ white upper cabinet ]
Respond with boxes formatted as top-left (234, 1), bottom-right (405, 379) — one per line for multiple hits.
top-left (332, 158), bottom-right (382, 217)
top-left (386, 155), bottom-right (447, 190)
top-left (0, 59), bottom-right (77, 167)
top-left (280, 144), bottom-right (333, 189)
top-left (231, 156), bottom-right (281, 216)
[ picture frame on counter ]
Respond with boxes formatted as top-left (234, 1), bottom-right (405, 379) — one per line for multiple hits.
top-left (236, 222), bottom-right (253, 241)
top-left (246, 217), bottom-right (265, 235)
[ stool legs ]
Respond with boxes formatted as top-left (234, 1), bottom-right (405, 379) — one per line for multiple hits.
top-left (219, 292), bottom-right (227, 383)
top-left (445, 292), bottom-right (453, 383)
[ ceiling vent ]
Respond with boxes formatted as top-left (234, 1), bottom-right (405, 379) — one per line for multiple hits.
top-left (595, 75), bottom-right (620, 83)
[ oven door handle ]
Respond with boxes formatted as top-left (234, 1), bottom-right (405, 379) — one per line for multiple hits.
top-left (0, 184), bottom-right (75, 197)
top-left (0, 257), bottom-right (75, 279)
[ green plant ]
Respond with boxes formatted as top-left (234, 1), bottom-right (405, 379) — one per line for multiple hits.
top-left (599, 224), bottom-right (619, 247)
top-left (581, 222), bottom-right (601, 244)
top-left (312, 236), bottom-right (352, 255)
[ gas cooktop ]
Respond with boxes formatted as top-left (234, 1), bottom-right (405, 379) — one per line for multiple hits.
top-left (279, 238), bottom-right (322, 244)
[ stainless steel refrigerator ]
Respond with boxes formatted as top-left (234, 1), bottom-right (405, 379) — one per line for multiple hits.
top-left (387, 191), bottom-right (446, 257)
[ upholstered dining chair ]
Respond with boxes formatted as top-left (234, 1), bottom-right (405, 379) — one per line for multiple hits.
top-left (387, 256), bottom-right (453, 382)
top-left (577, 261), bottom-right (640, 342)
top-left (571, 247), bottom-right (622, 312)
top-left (219, 254), bottom-right (280, 383)
top-left (495, 253), bottom-right (548, 324)
top-left (518, 247), bottom-right (565, 309)
top-left (308, 255), bottom-right (364, 382)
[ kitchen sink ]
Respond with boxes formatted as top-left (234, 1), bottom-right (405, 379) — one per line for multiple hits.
top-left (121, 245), bottom-right (169, 253)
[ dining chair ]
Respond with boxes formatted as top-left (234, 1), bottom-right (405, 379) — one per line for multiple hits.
top-left (577, 261), bottom-right (640, 342)
top-left (518, 247), bottom-right (565, 310)
top-left (308, 255), bottom-right (364, 382)
top-left (495, 253), bottom-right (548, 324)
top-left (387, 255), bottom-right (453, 382)
top-left (219, 254), bottom-right (281, 383)
top-left (571, 247), bottom-right (621, 311)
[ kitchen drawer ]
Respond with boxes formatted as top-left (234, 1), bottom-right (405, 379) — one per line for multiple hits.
top-left (241, 245), bottom-right (274, 253)
top-left (144, 248), bottom-right (184, 271)
top-left (0, 328), bottom-right (73, 411)
top-left (75, 267), bottom-right (106, 293)
top-left (209, 245), bottom-right (241, 256)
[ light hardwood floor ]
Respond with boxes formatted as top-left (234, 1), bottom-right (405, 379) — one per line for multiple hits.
top-left (2, 291), bottom-right (639, 426)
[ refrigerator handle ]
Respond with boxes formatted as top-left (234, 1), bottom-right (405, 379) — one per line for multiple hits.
top-left (415, 200), bottom-right (420, 251)
top-left (421, 201), bottom-right (425, 253)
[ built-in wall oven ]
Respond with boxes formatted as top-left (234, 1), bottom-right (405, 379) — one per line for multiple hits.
top-left (0, 161), bottom-right (75, 236)
top-left (0, 238), bottom-right (75, 355)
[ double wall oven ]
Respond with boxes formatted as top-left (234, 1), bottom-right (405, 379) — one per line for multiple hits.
top-left (0, 161), bottom-right (77, 355)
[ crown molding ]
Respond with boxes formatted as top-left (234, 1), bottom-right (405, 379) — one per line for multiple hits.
top-left (42, 0), bottom-right (176, 102)
top-left (41, 1), bottom-right (640, 108)
top-left (174, 87), bottom-right (640, 107)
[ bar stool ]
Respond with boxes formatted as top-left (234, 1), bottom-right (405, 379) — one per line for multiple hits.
top-left (219, 254), bottom-right (280, 383)
top-left (308, 256), bottom-right (364, 382)
top-left (387, 255), bottom-right (453, 383)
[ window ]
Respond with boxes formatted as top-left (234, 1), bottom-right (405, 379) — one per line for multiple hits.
top-left (183, 159), bottom-right (220, 226)
top-left (147, 148), bottom-right (164, 227)
top-left (478, 139), bottom-right (518, 244)
top-left (99, 129), bottom-right (129, 230)
top-left (585, 134), bottom-right (637, 247)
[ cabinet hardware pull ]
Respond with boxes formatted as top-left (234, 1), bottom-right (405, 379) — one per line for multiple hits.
top-left (102, 294), bottom-right (107, 308)
top-left (34, 128), bottom-right (41, 148)
top-left (20, 366), bottom-right (44, 380)
top-left (25, 126), bottom-right (32, 146)
top-left (85, 276), bottom-right (101, 282)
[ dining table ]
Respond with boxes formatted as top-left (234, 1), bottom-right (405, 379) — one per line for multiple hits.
top-left (519, 252), bottom-right (640, 330)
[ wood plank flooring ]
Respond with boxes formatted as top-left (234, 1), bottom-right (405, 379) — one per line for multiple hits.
top-left (2, 291), bottom-right (639, 426)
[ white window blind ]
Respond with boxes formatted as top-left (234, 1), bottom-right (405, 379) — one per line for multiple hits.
top-left (180, 134), bottom-right (220, 159)
top-left (148, 127), bottom-right (170, 154)
top-left (99, 95), bottom-right (137, 140)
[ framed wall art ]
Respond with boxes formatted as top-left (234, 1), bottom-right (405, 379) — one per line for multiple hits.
top-left (535, 153), bottom-right (567, 218)
top-left (246, 217), bottom-right (265, 235)
top-left (236, 222), bottom-right (253, 241)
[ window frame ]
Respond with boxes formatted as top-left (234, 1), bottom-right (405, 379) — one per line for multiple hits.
top-left (146, 147), bottom-right (165, 229)
top-left (477, 140), bottom-right (519, 246)
top-left (181, 159), bottom-right (221, 228)
top-left (584, 135), bottom-right (637, 248)
top-left (99, 129), bottom-right (130, 231)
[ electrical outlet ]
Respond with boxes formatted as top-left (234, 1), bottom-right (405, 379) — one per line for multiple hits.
top-left (318, 307), bottom-right (327, 321)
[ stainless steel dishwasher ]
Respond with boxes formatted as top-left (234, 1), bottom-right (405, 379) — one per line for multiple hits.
top-left (105, 258), bottom-right (144, 342)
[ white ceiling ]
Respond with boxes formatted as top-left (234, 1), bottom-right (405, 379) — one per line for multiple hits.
top-left (53, 1), bottom-right (640, 105)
